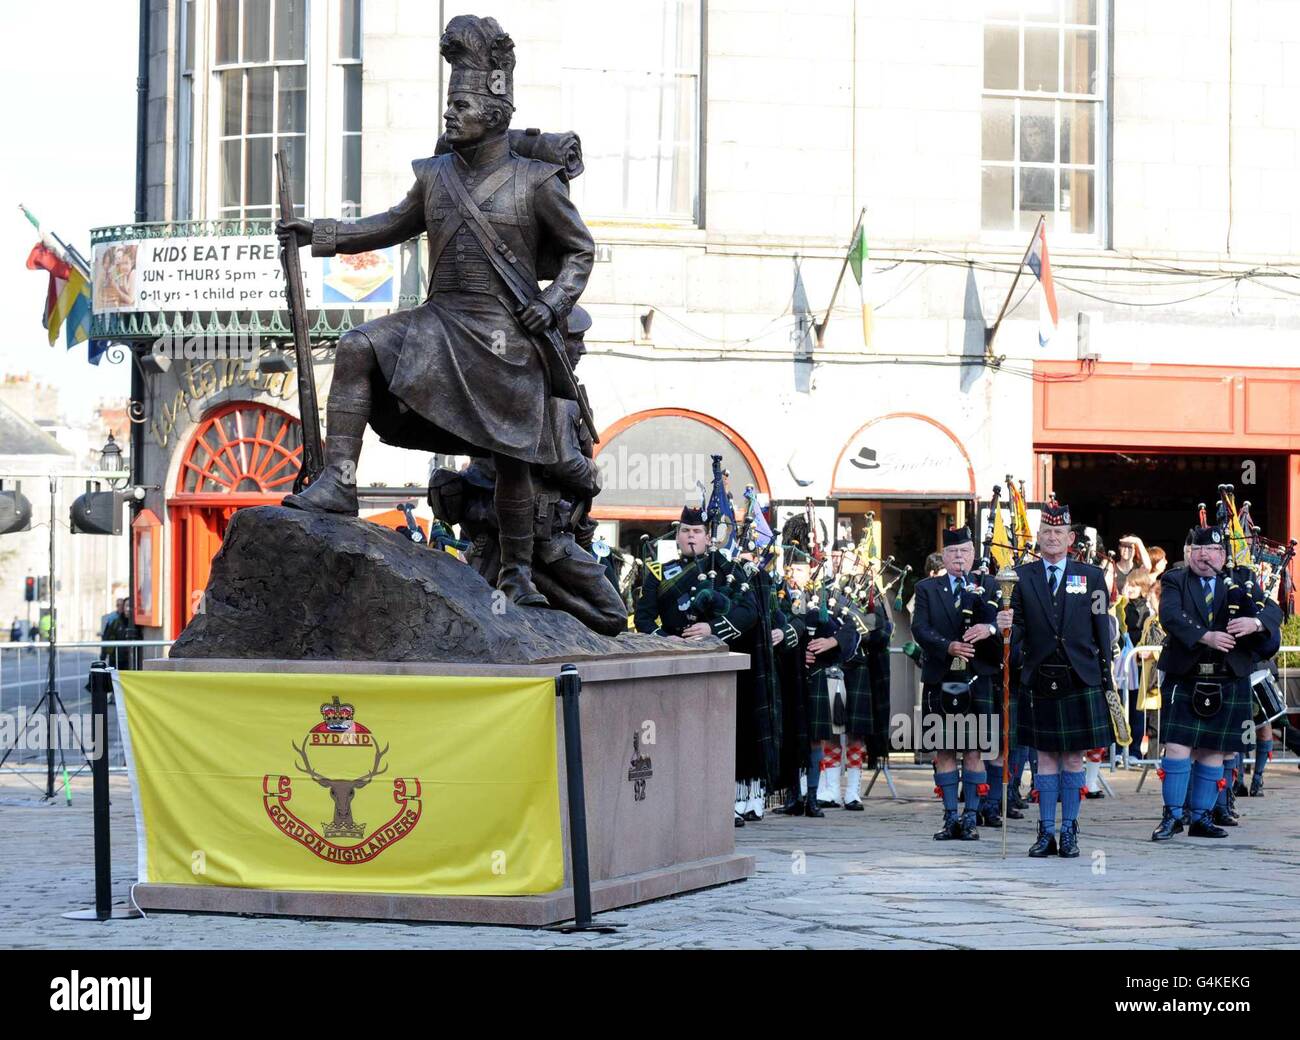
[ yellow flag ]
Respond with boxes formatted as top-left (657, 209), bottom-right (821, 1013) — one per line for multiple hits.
top-left (119, 671), bottom-right (563, 895)
top-left (989, 500), bottom-right (1012, 573)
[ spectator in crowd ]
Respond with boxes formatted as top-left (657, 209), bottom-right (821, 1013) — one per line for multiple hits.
top-left (1114, 534), bottom-right (1152, 588)
top-left (1119, 568), bottom-right (1153, 759)
top-left (1147, 545), bottom-right (1167, 579)
top-left (99, 598), bottom-right (139, 671)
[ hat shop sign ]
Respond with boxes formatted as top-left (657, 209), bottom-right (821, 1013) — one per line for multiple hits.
top-left (830, 416), bottom-right (975, 498)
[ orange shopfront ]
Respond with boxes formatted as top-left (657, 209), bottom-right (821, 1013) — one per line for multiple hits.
top-left (1033, 361), bottom-right (1300, 556)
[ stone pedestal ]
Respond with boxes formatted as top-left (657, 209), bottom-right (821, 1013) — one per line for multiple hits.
top-left (131, 651), bottom-right (754, 926)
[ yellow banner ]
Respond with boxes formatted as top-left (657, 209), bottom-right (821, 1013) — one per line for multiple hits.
top-left (119, 671), bottom-right (562, 895)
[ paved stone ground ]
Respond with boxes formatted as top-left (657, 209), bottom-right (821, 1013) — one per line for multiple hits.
top-left (2, 764), bottom-right (1298, 949)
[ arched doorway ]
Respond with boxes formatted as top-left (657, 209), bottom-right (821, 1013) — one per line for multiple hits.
top-left (168, 402), bottom-right (303, 636)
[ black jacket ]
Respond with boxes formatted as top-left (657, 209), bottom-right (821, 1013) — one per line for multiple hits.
top-left (633, 552), bottom-right (757, 643)
top-left (1010, 558), bottom-right (1112, 689)
top-left (1158, 565), bottom-right (1278, 680)
top-left (911, 572), bottom-right (1002, 682)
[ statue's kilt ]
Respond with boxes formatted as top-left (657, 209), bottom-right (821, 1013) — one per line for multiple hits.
top-left (1160, 675), bottom-right (1252, 752)
top-left (1018, 683), bottom-right (1112, 752)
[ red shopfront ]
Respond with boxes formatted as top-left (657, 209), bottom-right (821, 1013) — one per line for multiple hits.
top-left (1033, 361), bottom-right (1300, 556)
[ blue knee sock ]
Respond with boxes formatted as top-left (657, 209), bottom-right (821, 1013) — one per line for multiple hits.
top-left (1255, 741), bottom-right (1273, 779)
top-left (983, 765), bottom-right (1003, 811)
top-left (807, 747), bottom-right (822, 795)
top-left (1160, 756), bottom-right (1191, 812)
top-left (1036, 772), bottom-right (1059, 831)
top-left (1218, 762), bottom-right (1233, 806)
top-left (1060, 770), bottom-right (1085, 827)
top-left (1189, 761), bottom-right (1223, 822)
top-left (935, 769), bottom-right (959, 813)
top-left (963, 768), bottom-right (986, 816)
top-left (1010, 745), bottom-right (1031, 787)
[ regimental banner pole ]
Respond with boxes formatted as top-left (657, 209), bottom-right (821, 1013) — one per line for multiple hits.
top-left (63, 663), bottom-right (141, 922)
top-left (995, 564), bottom-right (1020, 860)
top-left (550, 664), bottom-right (620, 934)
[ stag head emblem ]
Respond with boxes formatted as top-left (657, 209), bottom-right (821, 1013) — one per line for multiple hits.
top-left (292, 738), bottom-right (389, 839)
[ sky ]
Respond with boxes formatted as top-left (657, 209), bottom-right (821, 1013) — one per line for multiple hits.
top-left (0, 2), bottom-right (138, 421)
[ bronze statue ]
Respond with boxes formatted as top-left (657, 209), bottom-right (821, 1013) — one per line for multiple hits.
top-left (429, 306), bottom-right (627, 636)
top-left (277, 15), bottom-right (595, 608)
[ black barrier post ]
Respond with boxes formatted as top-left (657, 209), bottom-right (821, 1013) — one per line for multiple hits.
top-left (550, 664), bottom-right (620, 934)
top-left (63, 662), bottom-right (141, 922)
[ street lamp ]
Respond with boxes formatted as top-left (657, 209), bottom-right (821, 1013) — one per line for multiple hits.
top-left (99, 433), bottom-right (128, 490)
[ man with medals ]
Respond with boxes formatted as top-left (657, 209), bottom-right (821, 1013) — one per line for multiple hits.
top-left (994, 498), bottom-right (1114, 859)
top-left (913, 527), bottom-right (1004, 841)
top-left (1151, 523), bottom-right (1278, 841)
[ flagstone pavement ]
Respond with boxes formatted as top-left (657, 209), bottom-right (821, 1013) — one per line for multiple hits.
top-left (2, 763), bottom-right (1298, 950)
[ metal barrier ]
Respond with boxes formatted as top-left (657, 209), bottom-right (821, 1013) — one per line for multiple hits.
top-left (0, 640), bottom-right (174, 778)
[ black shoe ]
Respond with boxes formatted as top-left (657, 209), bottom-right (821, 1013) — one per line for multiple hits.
top-left (1188, 815), bottom-right (1229, 838)
top-left (1009, 790), bottom-right (1028, 811)
top-left (1005, 802), bottom-right (1024, 820)
top-left (1058, 820), bottom-right (1080, 857)
top-left (1151, 807), bottom-right (1183, 842)
top-left (979, 806), bottom-right (1003, 828)
top-left (817, 799), bottom-right (838, 808)
top-left (933, 810), bottom-right (961, 841)
top-left (1250, 775), bottom-right (1264, 797)
top-left (1233, 778), bottom-right (1249, 797)
top-left (773, 798), bottom-right (804, 816)
top-left (1084, 790), bottom-right (1105, 800)
top-left (803, 795), bottom-right (825, 819)
top-left (958, 812), bottom-right (980, 841)
top-left (1211, 806), bottom-right (1238, 827)
top-left (742, 810), bottom-right (761, 822)
top-left (1027, 823), bottom-right (1057, 858)
top-left (842, 799), bottom-right (864, 811)
top-left (734, 813), bottom-right (745, 828)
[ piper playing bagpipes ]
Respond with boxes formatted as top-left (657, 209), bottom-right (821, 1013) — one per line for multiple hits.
top-left (912, 526), bottom-right (1006, 842)
top-left (1151, 493), bottom-right (1280, 842)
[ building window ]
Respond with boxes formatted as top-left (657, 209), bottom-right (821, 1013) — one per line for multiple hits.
top-left (981, 1), bottom-right (1105, 242)
top-left (214, 0), bottom-right (308, 220)
top-left (176, 0), bottom-right (197, 219)
top-left (561, 0), bottom-right (702, 224)
top-left (338, 0), bottom-right (362, 217)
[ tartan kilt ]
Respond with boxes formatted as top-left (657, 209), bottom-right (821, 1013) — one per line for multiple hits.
top-left (808, 661), bottom-right (872, 741)
top-left (1161, 675), bottom-right (1252, 752)
top-left (1017, 682), bottom-right (1112, 753)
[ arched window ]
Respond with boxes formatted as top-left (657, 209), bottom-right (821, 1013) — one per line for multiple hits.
top-left (178, 402), bottom-right (303, 494)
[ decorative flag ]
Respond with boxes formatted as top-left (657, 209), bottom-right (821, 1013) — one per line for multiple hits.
top-left (989, 498), bottom-right (1012, 573)
top-left (1025, 219), bottom-right (1058, 347)
top-left (1008, 479), bottom-right (1032, 556)
top-left (743, 487), bottom-right (774, 549)
top-left (847, 224), bottom-right (873, 347)
top-left (26, 242), bottom-right (91, 349)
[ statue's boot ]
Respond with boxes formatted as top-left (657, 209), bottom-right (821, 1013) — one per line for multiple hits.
top-left (496, 498), bottom-right (549, 608)
top-left (282, 435), bottom-right (361, 515)
top-left (283, 390), bottom-right (369, 516)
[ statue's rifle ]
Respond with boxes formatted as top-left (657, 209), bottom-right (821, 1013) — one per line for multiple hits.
top-left (275, 149), bottom-right (325, 492)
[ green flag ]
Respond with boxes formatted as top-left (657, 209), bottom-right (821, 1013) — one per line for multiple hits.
top-left (847, 225), bottom-right (873, 347)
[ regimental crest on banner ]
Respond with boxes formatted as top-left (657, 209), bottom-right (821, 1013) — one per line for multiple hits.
top-left (262, 696), bottom-right (423, 863)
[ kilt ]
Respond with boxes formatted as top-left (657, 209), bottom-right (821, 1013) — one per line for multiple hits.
top-left (920, 673), bottom-right (999, 753)
top-left (360, 290), bottom-right (557, 465)
top-left (1161, 675), bottom-right (1252, 752)
top-left (808, 660), bottom-right (873, 741)
top-left (1017, 682), bottom-right (1111, 753)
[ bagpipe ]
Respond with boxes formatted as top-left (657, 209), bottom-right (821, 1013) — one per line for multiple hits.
top-left (1213, 484), bottom-right (1296, 617)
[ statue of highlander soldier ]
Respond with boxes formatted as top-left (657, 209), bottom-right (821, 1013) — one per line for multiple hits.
top-left (277, 15), bottom-right (595, 608)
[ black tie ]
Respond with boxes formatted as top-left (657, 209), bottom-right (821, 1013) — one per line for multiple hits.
top-left (1048, 565), bottom-right (1060, 598)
